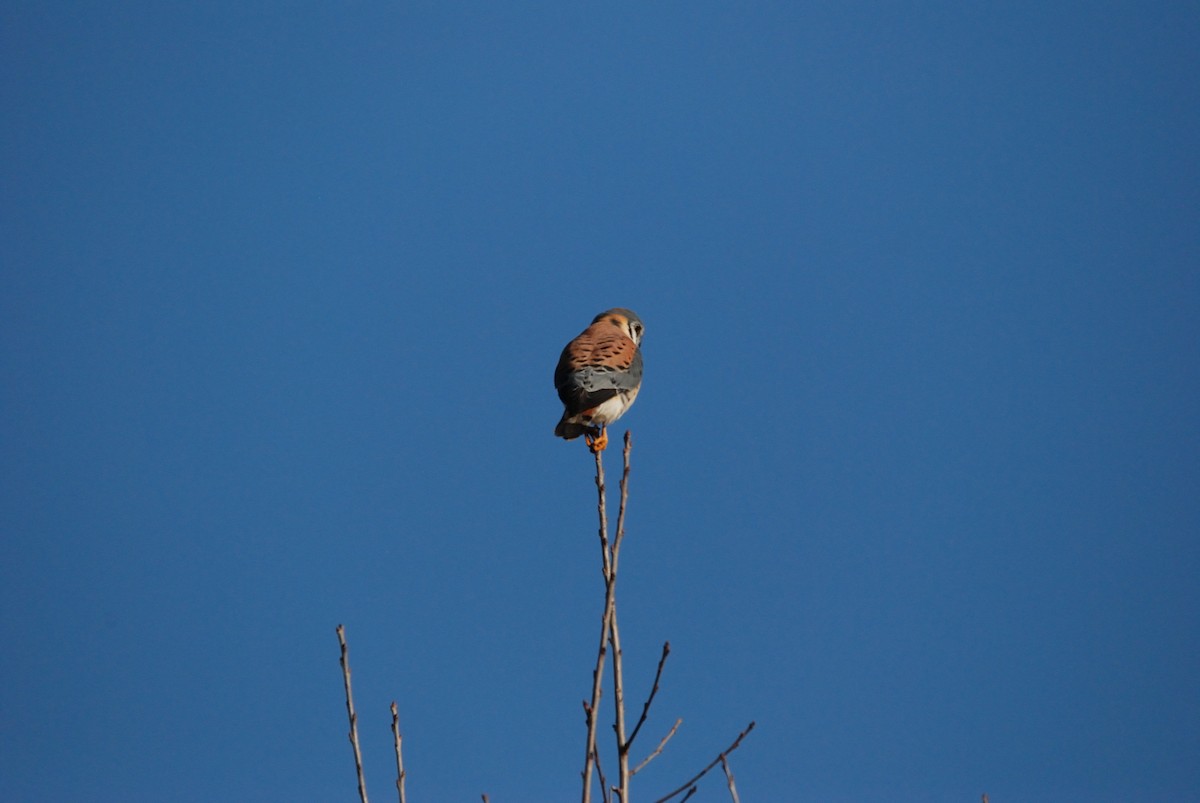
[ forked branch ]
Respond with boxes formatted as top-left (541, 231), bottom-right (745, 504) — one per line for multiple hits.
top-left (581, 432), bottom-right (635, 803)
top-left (721, 756), bottom-right (741, 803)
top-left (609, 434), bottom-right (634, 798)
top-left (582, 432), bottom-right (752, 802)
top-left (581, 442), bottom-right (615, 803)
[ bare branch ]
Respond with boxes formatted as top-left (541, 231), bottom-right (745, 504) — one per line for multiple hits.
top-left (609, 433), bottom-right (634, 800)
top-left (632, 718), bottom-right (682, 776)
top-left (592, 746), bottom-right (611, 803)
top-left (721, 756), bottom-right (741, 803)
top-left (390, 702), bottom-right (406, 803)
top-left (608, 596), bottom-right (628, 796)
top-left (626, 641), bottom-right (671, 751)
top-left (336, 624), bottom-right (370, 803)
top-left (582, 445), bottom-right (615, 803)
top-left (679, 787), bottom-right (698, 802)
top-left (610, 432), bottom-right (632, 570)
top-left (652, 721), bottom-right (757, 803)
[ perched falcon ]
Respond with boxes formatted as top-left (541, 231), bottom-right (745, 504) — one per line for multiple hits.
top-left (554, 308), bottom-right (644, 453)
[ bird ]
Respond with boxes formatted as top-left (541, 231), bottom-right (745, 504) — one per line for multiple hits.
top-left (554, 308), bottom-right (644, 453)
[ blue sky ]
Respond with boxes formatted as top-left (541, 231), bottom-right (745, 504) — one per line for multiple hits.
top-left (2, 2), bottom-right (1197, 801)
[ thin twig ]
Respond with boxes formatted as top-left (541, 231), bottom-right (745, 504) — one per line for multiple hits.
top-left (721, 756), bottom-right (741, 803)
top-left (610, 432), bottom-right (634, 800)
top-left (336, 624), bottom-right (370, 803)
top-left (632, 718), bottom-right (683, 776)
top-left (592, 746), bottom-right (611, 803)
top-left (582, 445), bottom-right (615, 803)
top-left (390, 702), bottom-right (406, 803)
top-left (679, 787), bottom-right (698, 802)
top-left (585, 699), bottom-right (611, 802)
top-left (627, 641), bottom-right (671, 750)
top-left (610, 432), bottom-right (633, 577)
top-left (652, 721), bottom-right (756, 803)
top-left (609, 601), bottom-right (627, 801)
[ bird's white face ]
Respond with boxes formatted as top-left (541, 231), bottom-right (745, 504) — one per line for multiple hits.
top-left (604, 313), bottom-right (644, 346)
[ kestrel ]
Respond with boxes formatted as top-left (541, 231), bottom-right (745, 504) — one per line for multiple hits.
top-left (554, 308), bottom-right (644, 453)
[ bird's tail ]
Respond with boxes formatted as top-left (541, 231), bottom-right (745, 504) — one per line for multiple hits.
top-left (554, 418), bottom-right (589, 440)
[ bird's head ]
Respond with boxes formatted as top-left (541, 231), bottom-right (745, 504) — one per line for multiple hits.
top-left (593, 308), bottom-right (644, 346)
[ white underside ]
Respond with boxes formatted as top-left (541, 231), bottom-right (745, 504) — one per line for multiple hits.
top-left (566, 387), bottom-right (640, 427)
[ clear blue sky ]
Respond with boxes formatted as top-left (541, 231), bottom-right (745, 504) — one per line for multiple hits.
top-left (3, 3), bottom-right (1197, 801)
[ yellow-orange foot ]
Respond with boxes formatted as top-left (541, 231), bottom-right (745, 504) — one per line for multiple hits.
top-left (585, 427), bottom-right (609, 454)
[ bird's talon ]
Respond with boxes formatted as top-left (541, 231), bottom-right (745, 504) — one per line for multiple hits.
top-left (586, 428), bottom-right (609, 453)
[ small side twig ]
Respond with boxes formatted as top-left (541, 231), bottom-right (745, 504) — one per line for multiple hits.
top-left (626, 641), bottom-right (671, 750)
top-left (721, 756), bottom-right (741, 803)
top-left (336, 624), bottom-right (370, 803)
top-left (652, 721), bottom-right (756, 803)
top-left (632, 718), bottom-right (682, 775)
top-left (390, 701), bottom-right (406, 803)
top-left (592, 746), bottom-right (611, 803)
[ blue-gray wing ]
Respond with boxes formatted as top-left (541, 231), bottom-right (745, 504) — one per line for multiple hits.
top-left (555, 325), bottom-right (643, 414)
